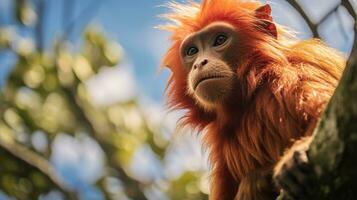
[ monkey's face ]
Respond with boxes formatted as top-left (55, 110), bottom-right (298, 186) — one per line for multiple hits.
top-left (180, 22), bottom-right (240, 110)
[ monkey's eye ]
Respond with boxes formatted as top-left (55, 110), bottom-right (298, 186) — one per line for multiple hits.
top-left (186, 47), bottom-right (198, 56)
top-left (213, 35), bottom-right (228, 46)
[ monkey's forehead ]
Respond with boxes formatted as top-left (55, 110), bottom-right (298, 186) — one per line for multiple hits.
top-left (180, 22), bottom-right (236, 42)
top-left (159, 0), bottom-right (262, 38)
top-left (192, 22), bottom-right (236, 37)
top-left (180, 21), bottom-right (236, 50)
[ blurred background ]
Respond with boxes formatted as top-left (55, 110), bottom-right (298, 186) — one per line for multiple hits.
top-left (0, 0), bottom-right (355, 200)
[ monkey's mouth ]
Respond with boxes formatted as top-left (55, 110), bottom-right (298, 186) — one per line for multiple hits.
top-left (194, 75), bottom-right (226, 90)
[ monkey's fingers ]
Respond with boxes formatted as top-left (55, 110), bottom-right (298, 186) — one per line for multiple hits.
top-left (275, 150), bottom-right (315, 199)
top-left (275, 164), bottom-right (305, 199)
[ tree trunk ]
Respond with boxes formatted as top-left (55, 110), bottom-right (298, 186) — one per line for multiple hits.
top-left (278, 20), bottom-right (357, 200)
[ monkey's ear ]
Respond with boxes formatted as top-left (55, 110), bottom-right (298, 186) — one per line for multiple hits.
top-left (255, 4), bottom-right (272, 19)
top-left (255, 4), bottom-right (277, 39)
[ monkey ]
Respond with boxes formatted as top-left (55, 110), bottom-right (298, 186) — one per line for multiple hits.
top-left (160, 0), bottom-right (345, 199)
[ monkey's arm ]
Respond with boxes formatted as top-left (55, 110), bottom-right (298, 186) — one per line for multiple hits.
top-left (235, 169), bottom-right (278, 200)
top-left (273, 136), bottom-right (314, 199)
top-left (272, 68), bottom-right (339, 199)
top-left (210, 160), bottom-right (238, 200)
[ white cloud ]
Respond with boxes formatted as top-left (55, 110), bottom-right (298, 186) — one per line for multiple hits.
top-left (164, 134), bottom-right (209, 179)
top-left (51, 133), bottom-right (105, 186)
top-left (130, 144), bottom-right (164, 182)
top-left (86, 61), bottom-right (137, 106)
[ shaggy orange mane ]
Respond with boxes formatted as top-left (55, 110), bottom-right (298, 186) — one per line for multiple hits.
top-left (161, 0), bottom-right (345, 199)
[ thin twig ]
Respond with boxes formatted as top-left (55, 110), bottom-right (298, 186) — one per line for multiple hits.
top-left (341, 0), bottom-right (357, 19)
top-left (286, 0), bottom-right (319, 37)
top-left (316, 4), bottom-right (340, 25)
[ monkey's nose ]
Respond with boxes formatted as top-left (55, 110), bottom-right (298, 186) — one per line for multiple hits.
top-left (194, 59), bottom-right (209, 69)
top-left (201, 59), bottom-right (208, 66)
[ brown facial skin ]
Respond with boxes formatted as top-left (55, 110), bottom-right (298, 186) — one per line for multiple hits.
top-left (180, 22), bottom-right (241, 111)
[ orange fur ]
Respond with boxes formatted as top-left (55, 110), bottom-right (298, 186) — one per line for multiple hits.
top-left (161, 0), bottom-right (345, 199)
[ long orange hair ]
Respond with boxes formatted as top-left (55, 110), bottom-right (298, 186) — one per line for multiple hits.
top-left (161, 0), bottom-right (344, 181)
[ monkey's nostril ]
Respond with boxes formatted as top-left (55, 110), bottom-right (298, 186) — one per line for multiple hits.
top-left (193, 59), bottom-right (208, 70)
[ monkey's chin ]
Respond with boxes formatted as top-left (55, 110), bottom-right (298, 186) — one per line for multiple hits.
top-left (194, 78), bottom-right (232, 109)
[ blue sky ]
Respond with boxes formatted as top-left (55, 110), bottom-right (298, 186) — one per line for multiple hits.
top-left (93, 0), bottom-right (172, 102)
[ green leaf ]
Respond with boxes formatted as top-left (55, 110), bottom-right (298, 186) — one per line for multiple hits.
top-left (15, 0), bottom-right (37, 26)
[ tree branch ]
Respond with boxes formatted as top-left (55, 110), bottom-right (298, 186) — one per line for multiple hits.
top-left (286, 0), bottom-right (355, 40)
top-left (62, 87), bottom-right (148, 200)
top-left (341, 0), bottom-right (357, 19)
top-left (305, 17), bottom-right (357, 198)
top-left (0, 136), bottom-right (77, 200)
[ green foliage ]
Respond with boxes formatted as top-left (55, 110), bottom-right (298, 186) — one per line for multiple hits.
top-left (0, 1), bottom-right (208, 200)
top-left (0, 149), bottom-right (52, 199)
top-left (168, 172), bottom-right (208, 200)
top-left (15, 0), bottom-right (37, 26)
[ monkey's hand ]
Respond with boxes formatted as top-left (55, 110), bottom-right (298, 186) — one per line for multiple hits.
top-left (273, 137), bottom-right (314, 199)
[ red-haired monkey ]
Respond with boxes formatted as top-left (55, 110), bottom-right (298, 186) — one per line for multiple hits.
top-left (160, 0), bottom-right (345, 199)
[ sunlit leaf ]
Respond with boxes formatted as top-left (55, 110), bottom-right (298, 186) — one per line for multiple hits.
top-left (83, 28), bottom-right (121, 68)
top-left (103, 42), bottom-right (122, 66)
top-left (56, 48), bottom-right (75, 87)
top-left (15, 0), bottom-right (37, 26)
top-left (73, 55), bottom-right (94, 81)
top-left (3, 108), bottom-right (23, 131)
top-left (0, 123), bottom-right (15, 143)
top-left (43, 73), bottom-right (58, 91)
top-left (14, 87), bottom-right (42, 111)
top-left (15, 37), bottom-right (35, 56)
top-left (23, 65), bottom-right (45, 88)
top-left (0, 28), bottom-right (15, 48)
